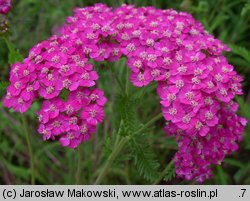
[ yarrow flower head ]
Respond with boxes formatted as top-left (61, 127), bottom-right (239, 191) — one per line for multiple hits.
top-left (0, 0), bottom-right (11, 15)
top-left (0, 0), bottom-right (11, 33)
top-left (3, 3), bottom-right (247, 182)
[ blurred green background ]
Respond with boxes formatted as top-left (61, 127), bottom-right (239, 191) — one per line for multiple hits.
top-left (0, 0), bottom-right (250, 184)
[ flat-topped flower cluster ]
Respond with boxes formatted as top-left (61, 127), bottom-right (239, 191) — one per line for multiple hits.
top-left (0, 0), bottom-right (11, 15)
top-left (3, 3), bottom-right (247, 182)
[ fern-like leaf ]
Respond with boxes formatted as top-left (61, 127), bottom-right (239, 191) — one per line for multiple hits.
top-left (4, 38), bottom-right (23, 64)
top-left (130, 137), bottom-right (160, 182)
top-left (0, 81), bottom-right (9, 97)
top-left (59, 89), bottom-right (69, 101)
top-left (163, 162), bottom-right (176, 182)
top-left (117, 93), bottom-right (160, 182)
top-left (118, 95), bottom-right (138, 135)
top-left (0, 81), bottom-right (9, 91)
top-left (229, 44), bottom-right (250, 64)
top-left (241, 1), bottom-right (250, 16)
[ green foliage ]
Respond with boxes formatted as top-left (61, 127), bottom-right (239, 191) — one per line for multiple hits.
top-left (224, 158), bottom-right (244, 169)
top-left (216, 166), bottom-right (228, 185)
top-left (7, 48), bottom-right (23, 65)
top-left (236, 96), bottom-right (250, 130)
top-left (0, 81), bottom-right (9, 90)
top-left (118, 95), bottom-right (138, 135)
top-left (234, 163), bottom-right (250, 184)
top-left (229, 44), bottom-right (250, 64)
top-left (130, 136), bottom-right (160, 182)
top-left (241, 0), bottom-right (250, 16)
top-left (59, 89), bottom-right (70, 101)
top-left (163, 162), bottom-right (175, 182)
top-left (3, 37), bottom-right (23, 64)
top-left (0, 81), bottom-right (9, 97)
top-left (116, 94), bottom-right (161, 182)
top-left (2, 157), bottom-right (30, 181)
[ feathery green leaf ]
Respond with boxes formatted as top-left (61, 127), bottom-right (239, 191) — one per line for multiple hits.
top-left (229, 44), bottom-right (250, 64)
top-left (130, 137), bottom-right (160, 182)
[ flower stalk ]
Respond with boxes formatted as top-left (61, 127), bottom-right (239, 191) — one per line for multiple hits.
top-left (94, 113), bottom-right (162, 184)
top-left (94, 136), bottom-right (129, 184)
top-left (21, 115), bottom-right (35, 185)
top-left (153, 160), bottom-right (174, 185)
top-left (75, 146), bottom-right (83, 184)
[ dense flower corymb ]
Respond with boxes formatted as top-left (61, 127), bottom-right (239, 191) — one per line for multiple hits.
top-left (0, 0), bottom-right (11, 15)
top-left (3, 4), bottom-right (247, 182)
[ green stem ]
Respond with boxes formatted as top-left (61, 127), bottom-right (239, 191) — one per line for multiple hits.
top-left (75, 146), bottom-right (83, 184)
top-left (21, 116), bottom-right (35, 185)
top-left (133, 113), bottom-right (162, 136)
top-left (94, 136), bottom-right (130, 184)
top-left (94, 113), bottom-right (162, 184)
top-left (3, 37), bottom-right (14, 52)
top-left (125, 67), bottom-right (129, 97)
top-left (153, 160), bottom-right (174, 185)
top-left (110, 65), bottom-right (124, 92)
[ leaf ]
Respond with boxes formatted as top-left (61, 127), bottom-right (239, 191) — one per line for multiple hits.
top-left (0, 81), bottom-right (10, 97)
top-left (2, 158), bottom-right (30, 180)
top-left (228, 57), bottom-right (250, 69)
top-left (216, 166), bottom-right (228, 184)
top-left (118, 95), bottom-right (138, 135)
top-left (59, 89), bottom-right (69, 101)
top-left (0, 81), bottom-right (9, 91)
top-left (241, 1), bottom-right (250, 16)
top-left (103, 136), bottom-right (112, 157)
top-left (235, 96), bottom-right (250, 121)
top-left (163, 162), bottom-right (176, 182)
top-left (209, 15), bottom-right (229, 33)
top-left (4, 37), bottom-right (24, 64)
top-left (117, 93), bottom-right (160, 182)
top-left (224, 158), bottom-right (244, 168)
top-left (228, 44), bottom-right (250, 64)
top-left (8, 49), bottom-right (24, 64)
top-left (132, 82), bottom-right (157, 100)
top-left (130, 137), bottom-right (160, 182)
top-left (234, 163), bottom-right (250, 184)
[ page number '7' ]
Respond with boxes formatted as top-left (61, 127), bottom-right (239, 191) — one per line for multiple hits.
top-left (240, 189), bottom-right (246, 197)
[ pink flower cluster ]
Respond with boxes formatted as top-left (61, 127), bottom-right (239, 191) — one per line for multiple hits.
top-left (165, 103), bottom-right (247, 182)
top-left (0, 0), bottom-right (11, 15)
top-left (3, 4), bottom-right (247, 181)
top-left (4, 36), bottom-right (107, 148)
